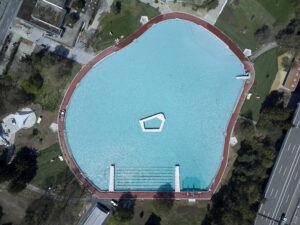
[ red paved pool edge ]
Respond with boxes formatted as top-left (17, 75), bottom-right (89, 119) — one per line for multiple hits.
top-left (58, 12), bottom-right (255, 199)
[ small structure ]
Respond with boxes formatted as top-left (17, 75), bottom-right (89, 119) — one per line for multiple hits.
top-left (0, 108), bottom-right (36, 146)
top-left (243, 49), bottom-right (252, 58)
top-left (58, 155), bottom-right (63, 161)
top-left (236, 72), bottom-right (251, 80)
top-left (283, 56), bottom-right (300, 92)
top-left (140, 16), bottom-right (149, 25)
top-left (50, 123), bottom-right (58, 132)
top-left (82, 203), bottom-right (110, 225)
top-left (139, 113), bottom-right (166, 132)
top-left (230, 136), bottom-right (238, 146)
top-left (246, 93), bottom-right (252, 100)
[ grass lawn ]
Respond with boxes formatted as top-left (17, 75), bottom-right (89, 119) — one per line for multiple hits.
top-left (31, 143), bottom-right (88, 198)
top-left (215, 0), bottom-right (275, 50)
top-left (256, 0), bottom-right (296, 24)
top-left (34, 58), bottom-right (81, 111)
top-left (240, 48), bottom-right (278, 121)
top-left (91, 0), bottom-right (159, 51)
top-left (130, 200), bottom-right (207, 225)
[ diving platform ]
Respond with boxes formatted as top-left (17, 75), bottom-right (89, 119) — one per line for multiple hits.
top-left (175, 165), bottom-right (180, 192)
top-left (109, 164), bottom-right (115, 192)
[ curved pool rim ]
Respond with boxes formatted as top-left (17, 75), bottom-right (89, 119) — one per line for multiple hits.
top-left (58, 12), bottom-right (255, 199)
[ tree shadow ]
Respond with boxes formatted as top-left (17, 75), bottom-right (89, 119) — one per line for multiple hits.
top-left (242, 110), bottom-right (253, 120)
top-left (109, 192), bottom-right (137, 224)
top-left (152, 183), bottom-right (175, 214)
top-left (145, 213), bottom-right (161, 225)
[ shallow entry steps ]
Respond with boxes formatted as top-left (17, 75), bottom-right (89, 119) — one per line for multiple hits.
top-left (114, 166), bottom-right (174, 191)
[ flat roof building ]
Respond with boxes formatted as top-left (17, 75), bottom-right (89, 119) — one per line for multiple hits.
top-left (283, 56), bottom-right (300, 92)
top-left (81, 204), bottom-right (110, 225)
top-left (17, 0), bottom-right (66, 36)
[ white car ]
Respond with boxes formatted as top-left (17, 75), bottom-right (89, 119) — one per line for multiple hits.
top-left (110, 199), bottom-right (118, 207)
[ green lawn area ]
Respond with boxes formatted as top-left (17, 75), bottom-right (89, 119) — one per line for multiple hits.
top-left (256, 0), bottom-right (296, 24)
top-left (31, 143), bottom-right (87, 198)
top-left (91, 0), bottom-right (159, 51)
top-left (240, 48), bottom-right (278, 121)
top-left (215, 0), bottom-right (275, 50)
top-left (34, 56), bottom-right (82, 111)
top-left (130, 200), bottom-right (207, 225)
top-left (215, 0), bottom-right (298, 51)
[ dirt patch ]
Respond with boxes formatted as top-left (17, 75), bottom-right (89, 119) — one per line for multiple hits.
top-left (270, 52), bottom-right (293, 92)
top-left (14, 104), bottom-right (58, 151)
top-left (168, 2), bottom-right (206, 18)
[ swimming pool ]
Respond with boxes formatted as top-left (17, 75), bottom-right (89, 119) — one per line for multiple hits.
top-left (64, 18), bottom-right (245, 192)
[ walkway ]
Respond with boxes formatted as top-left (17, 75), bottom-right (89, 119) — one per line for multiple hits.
top-left (26, 184), bottom-right (93, 203)
top-left (249, 41), bottom-right (278, 61)
top-left (57, 12), bottom-right (255, 199)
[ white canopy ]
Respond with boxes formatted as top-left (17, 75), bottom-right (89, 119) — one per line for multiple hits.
top-left (13, 114), bottom-right (30, 128)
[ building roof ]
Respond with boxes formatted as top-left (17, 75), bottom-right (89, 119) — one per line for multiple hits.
top-left (44, 0), bottom-right (66, 8)
top-left (83, 205), bottom-right (110, 225)
top-left (17, 0), bottom-right (65, 35)
top-left (283, 56), bottom-right (300, 91)
top-left (31, 0), bottom-right (66, 28)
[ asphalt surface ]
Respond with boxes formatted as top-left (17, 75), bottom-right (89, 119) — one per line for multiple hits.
top-left (0, 0), bottom-right (22, 46)
top-left (255, 103), bottom-right (300, 225)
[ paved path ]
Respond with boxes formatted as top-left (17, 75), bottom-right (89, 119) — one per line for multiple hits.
top-left (26, 184), bottom-right (93, 203)
top-left (58, 12), bottom-right (255, 199)
top-left (203, 0), bottom-right (228, 25)
top-left (255, 103), bottom-right (300, 225)
top-left (249, 41), bottom-right (278, 61)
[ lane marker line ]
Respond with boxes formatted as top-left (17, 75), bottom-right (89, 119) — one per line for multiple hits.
top-left (295, 171), bottom-right (298, 181)
top-left (283, 167), bottom-right (287, 176)
top-left (291, 145), bottom-right (296, 154)
top-left (285, 194), bottom-right (290, 203)
top-left (274, 190), bottom-right (278, 198)
top-left (270, 188), bottom-right (274, 197)
top-left (279, 165), bottom-right (283, 174)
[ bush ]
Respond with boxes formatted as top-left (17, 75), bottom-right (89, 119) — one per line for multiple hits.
top-left (113, 1), bottom-right (122, 14)
top-left (20, 73), bottom-right (43, 95)
top-left (281, 56), bottom-right (291, 71)
top-left (202, 0), bottom-right (219, 10)
top-left (72, 0), bottom-right (85, 10)
top-left (255, 25), bottom-right (272, 44)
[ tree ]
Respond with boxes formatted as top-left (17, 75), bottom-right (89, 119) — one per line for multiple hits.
top-left (7, 147), bottom-right (37, 193)
top-left (72, 0), bottom-right (86, 10)
top-left (112, 1), bottom-right (122, 14)
top-left (255, 25), bottom-right (272, 44)
top-left (152, 184), bottom-right (174, 214)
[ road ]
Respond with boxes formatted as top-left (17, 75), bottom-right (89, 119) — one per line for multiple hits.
top-left (255, 103), bottom-right (300, 225)
top-left (0, 0), bottom-right (22, 47)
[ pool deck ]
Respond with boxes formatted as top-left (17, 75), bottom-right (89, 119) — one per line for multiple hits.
top-left (58, 12), bottom-right (255, 199)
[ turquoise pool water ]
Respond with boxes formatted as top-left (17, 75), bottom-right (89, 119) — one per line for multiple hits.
top-left (65, 19), bottom-right (245, 192)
